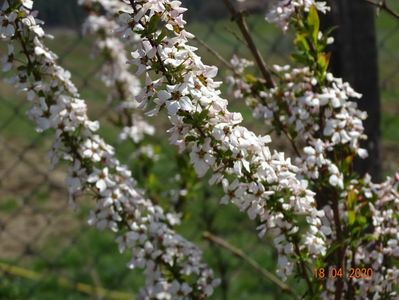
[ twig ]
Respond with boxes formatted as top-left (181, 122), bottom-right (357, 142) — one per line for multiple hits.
top-left (221, 0), bottom-right (275, 89)
top-left (331, 191), bottom-right (344, 300)
top-left (363, 0), bottom-right (399, 20)
top-left (0, 261), bottom-right (133, 300)
top-left (193, 37), bottom-right (236, 73)
top-left (203, 231), bottom-right (300, 300)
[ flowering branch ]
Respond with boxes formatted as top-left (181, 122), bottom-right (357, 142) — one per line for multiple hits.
top-left (0, 1), bottom-right (218, 298)
top-left (121, 1), bottom-right (327, 290)
top-left (80, 0), bottom-right (155, 145)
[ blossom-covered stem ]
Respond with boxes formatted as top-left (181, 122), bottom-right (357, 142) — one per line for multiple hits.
top-left (182, 39), bottom-right (301, 158)
top-left (221, 0), bottom-right (275, 89)
top-left (1, 1), bottom-right (218, 298)
top-left (123, 0), bottom-right (327, 288)
top-left (219, 0), bottom-right (304, 156)
top-left (203, 231), bottom-right (299, 299)
top-left (256, 91), bottom-right (302, 156)
top-left (128, 0), bottom-right (173, 85)
top-left (80, 0), bottom-right (156, 146)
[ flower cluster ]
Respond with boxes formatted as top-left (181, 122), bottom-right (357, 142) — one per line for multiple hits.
top-left (119, 0), bottom-right (328, 280)
top-left (1, 1), bottom-right (218, 298)
top-left (266, 0), bottom-right (330, 31)
top-left (352, 175), bottom-right (399, 299)
top-left (227, 1), bottom-right (399, 298)
top-left (229, 3), bottom-right (367, 190)
top-left (226, 55), bottom-right (254, 99)
top-left (80, 0), bottom-right (155, 146)
top-left (319, 175), bottom-right (399, 299)
top-left (79, 0), bottom-right (129, 13)
top-left (248, 66), bottom-right (367, 184)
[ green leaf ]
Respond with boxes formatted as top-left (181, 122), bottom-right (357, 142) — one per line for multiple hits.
top-left (244, 73), bottom-right (258, 84)
top-left (147, 14), bottom-right (161, 35)
top-left (348, 211), bottom-right (356, 225)
top-left (147, 173), bottom-right (158, 190)
top-left (357, 215), bottom-right (367, 226)
top-left (347, 190), bottom-right (357, 210)
top-left (185, 135), bottom-right (197, 143)
top-left (155, 28), bottom-right (168, 44)
top-left (294, 33), bottom-right (310, 52)
top-left (291, 53), bottom-right (309, 65)
top-left (317, 52), bottom-right (331, 75)
top-left (307, 5), bottom-right (320, 45)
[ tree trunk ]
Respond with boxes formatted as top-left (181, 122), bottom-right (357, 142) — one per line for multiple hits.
top-left (323, 0), bottom-right (382, 181)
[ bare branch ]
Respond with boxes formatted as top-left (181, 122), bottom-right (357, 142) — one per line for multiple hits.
top-left (221, 0), bottom-right (275, 89)
top-left (203, 231), bottom-right (300, 300)
top-left (193, 37), bottom-right (236, 73)
top-left (363, 0), bottom-right (399, 20)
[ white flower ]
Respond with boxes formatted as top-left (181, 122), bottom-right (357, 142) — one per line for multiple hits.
top-left (266, 0), bottom-right (329, 31)
top-left (22, 0), bottom-right (34, 10)
top-left (87, 168), bottom-right (115, 192)
top-left (130, 40), bottom-right (156, 75)
top-left (1, 44), bottom-right (14, 72)
top-left (0, 11), bottom-right (17, 38)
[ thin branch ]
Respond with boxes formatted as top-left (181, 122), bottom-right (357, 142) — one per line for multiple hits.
top-left (331, 191), bottom-right (344, 300)
top-left (292, 237), bottom-right (314, 296)
top-left (193, 37), bottom-right (236, 73)
top-left (363, 0), bottom-right (399, 20)
top-left (203, 231), bottom-right (300, 300)
top-left (0, 261), bottom-right (133, 300)
top-left (220, 0), bottom-right (301, 156)
top-left (221, 0), bottom-right (275, 89)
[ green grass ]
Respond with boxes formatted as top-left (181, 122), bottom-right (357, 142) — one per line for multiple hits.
top-left (0, 10), bottom-right (398, 300)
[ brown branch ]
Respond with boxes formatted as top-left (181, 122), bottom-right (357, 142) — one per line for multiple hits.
top-left (193, 37), bottom-right (236, 73)
top-left (292, 239), bottom-right (314, 297)
top-left (203, 231), bottom-right (300, 300)
top-left (221, 0), bottom-right (275, 89)
top-left (363, 0), bottom-right (399, 20)
top-left (331, 193), bottom-right (344, 300)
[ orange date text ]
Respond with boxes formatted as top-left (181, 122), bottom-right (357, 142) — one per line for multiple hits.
top-left (312, 267), bottom-right (373, 280)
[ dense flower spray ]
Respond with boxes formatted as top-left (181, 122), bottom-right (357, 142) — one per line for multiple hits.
top-left (227, 0), bottom-right (399, 298)
top-left (0, 1), bottom-right (218, 298)
top-left (80, 0), bottom-right (155, 146)
top-left (117, 0), bottom-right (328, 283)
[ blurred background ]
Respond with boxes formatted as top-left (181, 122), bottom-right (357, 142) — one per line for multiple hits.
top-left (0, 0), bottom-right (398, 299)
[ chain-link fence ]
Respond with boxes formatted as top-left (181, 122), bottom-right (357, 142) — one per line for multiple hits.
top-left (0, 1), bottom-right (398, 299)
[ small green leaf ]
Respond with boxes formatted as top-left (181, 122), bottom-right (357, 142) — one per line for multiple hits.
top-left (155, 28), bottom-right (168, 44)
top-left (185, 135), bottom-right (197, 143)
top-left (244, 73), bottom-right (258, 84)
top-left (317, 52), bottom-right (331, 76)
top-left (347, 190), bottom-right (357, 210)
top-left (147, 14), bottom-right (161, 35)
top-left (348, 211), bottom-right (356, 225)
top-left (294, 33), bottom-right (310, 52)
top-left (307, 5), bottom-right (320, 45)
top-left (357, 216), bottom-right (367, 226)
top-left (147, 173), bottom-right (158, 190)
